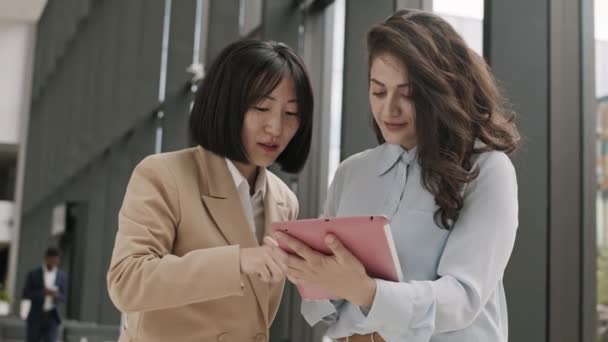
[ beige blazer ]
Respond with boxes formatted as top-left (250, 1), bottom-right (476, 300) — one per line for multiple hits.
top-left (107, 146), bottom-right (298, 342)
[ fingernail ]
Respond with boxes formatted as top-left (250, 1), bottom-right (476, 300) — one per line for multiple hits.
top-left (266, 236), bottom-right (279, 247)
top-left (325, 235), bottom-right (335, 244)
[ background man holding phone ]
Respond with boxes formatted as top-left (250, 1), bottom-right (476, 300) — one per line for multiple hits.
top-left (22, 247), bottom-right (68, 342)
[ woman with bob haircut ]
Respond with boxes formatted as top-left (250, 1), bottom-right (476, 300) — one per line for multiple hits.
top-left (276, 10), bottom-right (520, 342)
top-left (107, 39), bottom-right (313, 342)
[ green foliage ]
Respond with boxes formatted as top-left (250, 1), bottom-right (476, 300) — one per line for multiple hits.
top-left (599, 246), bottom-right (608, 305)
top-left (0, 283), bottom-right (9, 303)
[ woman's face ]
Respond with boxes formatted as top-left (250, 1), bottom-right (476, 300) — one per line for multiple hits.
top-left (369, 53), bottom-right (417, 150)
top-left (241, 76), bottom-right (301, 168)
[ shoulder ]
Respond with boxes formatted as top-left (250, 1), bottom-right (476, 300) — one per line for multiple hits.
top-left (333, 145), bottom-right (384, 182)
top-left (470, 140), bottom-right (515, 175)
top-left (25, 267), bottom-right (43, 282)
top-left (339, 145), bottom-right (382, 170)
top-left (136, 147), bottom-right (198, 174)
top-left (130, 147), bottom-right (200, 186)
top-left (466, 150), bottom-right (517, 196)
top-left (473, 150), bottom-right (515, 176)
top-left (26, 268), bottom-right (40, 278)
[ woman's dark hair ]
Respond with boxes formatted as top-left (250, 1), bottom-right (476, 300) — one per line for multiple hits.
top-left (367, 10), bottom-right (520, 229)
top-left (190, 39), bottom-right (313, 173)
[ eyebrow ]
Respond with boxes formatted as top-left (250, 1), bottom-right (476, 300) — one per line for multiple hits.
top-left (264, 95), bottom-right (298, 103)
top-left (370, 78), bottom-right (411, 88)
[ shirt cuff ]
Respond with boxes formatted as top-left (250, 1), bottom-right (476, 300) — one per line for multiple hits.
top-left (301, 299), bottom-right (338, 326)
top-left (356, 279), bottom-right (434, 333)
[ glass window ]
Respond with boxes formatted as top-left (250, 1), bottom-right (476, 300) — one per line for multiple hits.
top-left (327, 0), bottom-right (345, 188)
top-left (432, 0), bottom-right (484, 56)
top-left (239, 0), bottom-right (263, 38)
top-left (596, 0), bottom-right (608, 339)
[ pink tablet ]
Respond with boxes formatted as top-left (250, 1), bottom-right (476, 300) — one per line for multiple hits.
top-left (272, 215), bottom-right (403, 300)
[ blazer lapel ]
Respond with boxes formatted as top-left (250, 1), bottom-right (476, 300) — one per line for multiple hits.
top-left (194, 147), bottom-right (294, 325)
top-left (37, 268), bottom-right (44, 289)
top-left (263, 178), bottom-right (291, 238)
top-left (196, 147), bottom-right (258, 249)
top-left (54, 271), bottom-right (62, 287)
top-left (243, 177), bottom-right (291, 325)
top-left (195, 147), bottom-right (273, 322)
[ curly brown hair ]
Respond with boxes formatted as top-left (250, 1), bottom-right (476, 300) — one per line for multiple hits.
top-left (367, 9), bottom-right (520, 230)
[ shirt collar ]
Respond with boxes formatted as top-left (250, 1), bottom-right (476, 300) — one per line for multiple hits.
top-left (377, 143), bottom-right (418, 176)
top-left (42, 265), bottom-right (57, 273)
top-left (225, 159), bottom-right (267, 197)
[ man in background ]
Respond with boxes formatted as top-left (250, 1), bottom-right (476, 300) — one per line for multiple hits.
top-left (22, 247), bottom-right (68, 342)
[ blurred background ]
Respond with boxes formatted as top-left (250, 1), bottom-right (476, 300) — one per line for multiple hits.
top-left (0, 0), bottom-right (606, 341)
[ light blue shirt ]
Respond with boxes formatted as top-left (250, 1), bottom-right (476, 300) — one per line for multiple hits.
top-left (301, 143), bottom-right (518, 341)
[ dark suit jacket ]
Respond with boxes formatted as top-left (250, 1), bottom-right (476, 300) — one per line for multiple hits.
top-left (22, 267), bottom-right (68, 325)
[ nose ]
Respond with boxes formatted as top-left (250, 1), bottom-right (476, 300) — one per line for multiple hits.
top-left (383, 92), bottom-right (402, 118)
top-left (264, 110), bottom-right (283, 137)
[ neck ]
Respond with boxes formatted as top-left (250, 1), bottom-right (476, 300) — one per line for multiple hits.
top-left (400, 142), bottom-right (417, 151)
top-left (233, 161), bottom-right (258, 190)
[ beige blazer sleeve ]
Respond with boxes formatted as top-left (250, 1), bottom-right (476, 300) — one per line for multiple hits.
top-left (107, 156), bottom-right (244, 313)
